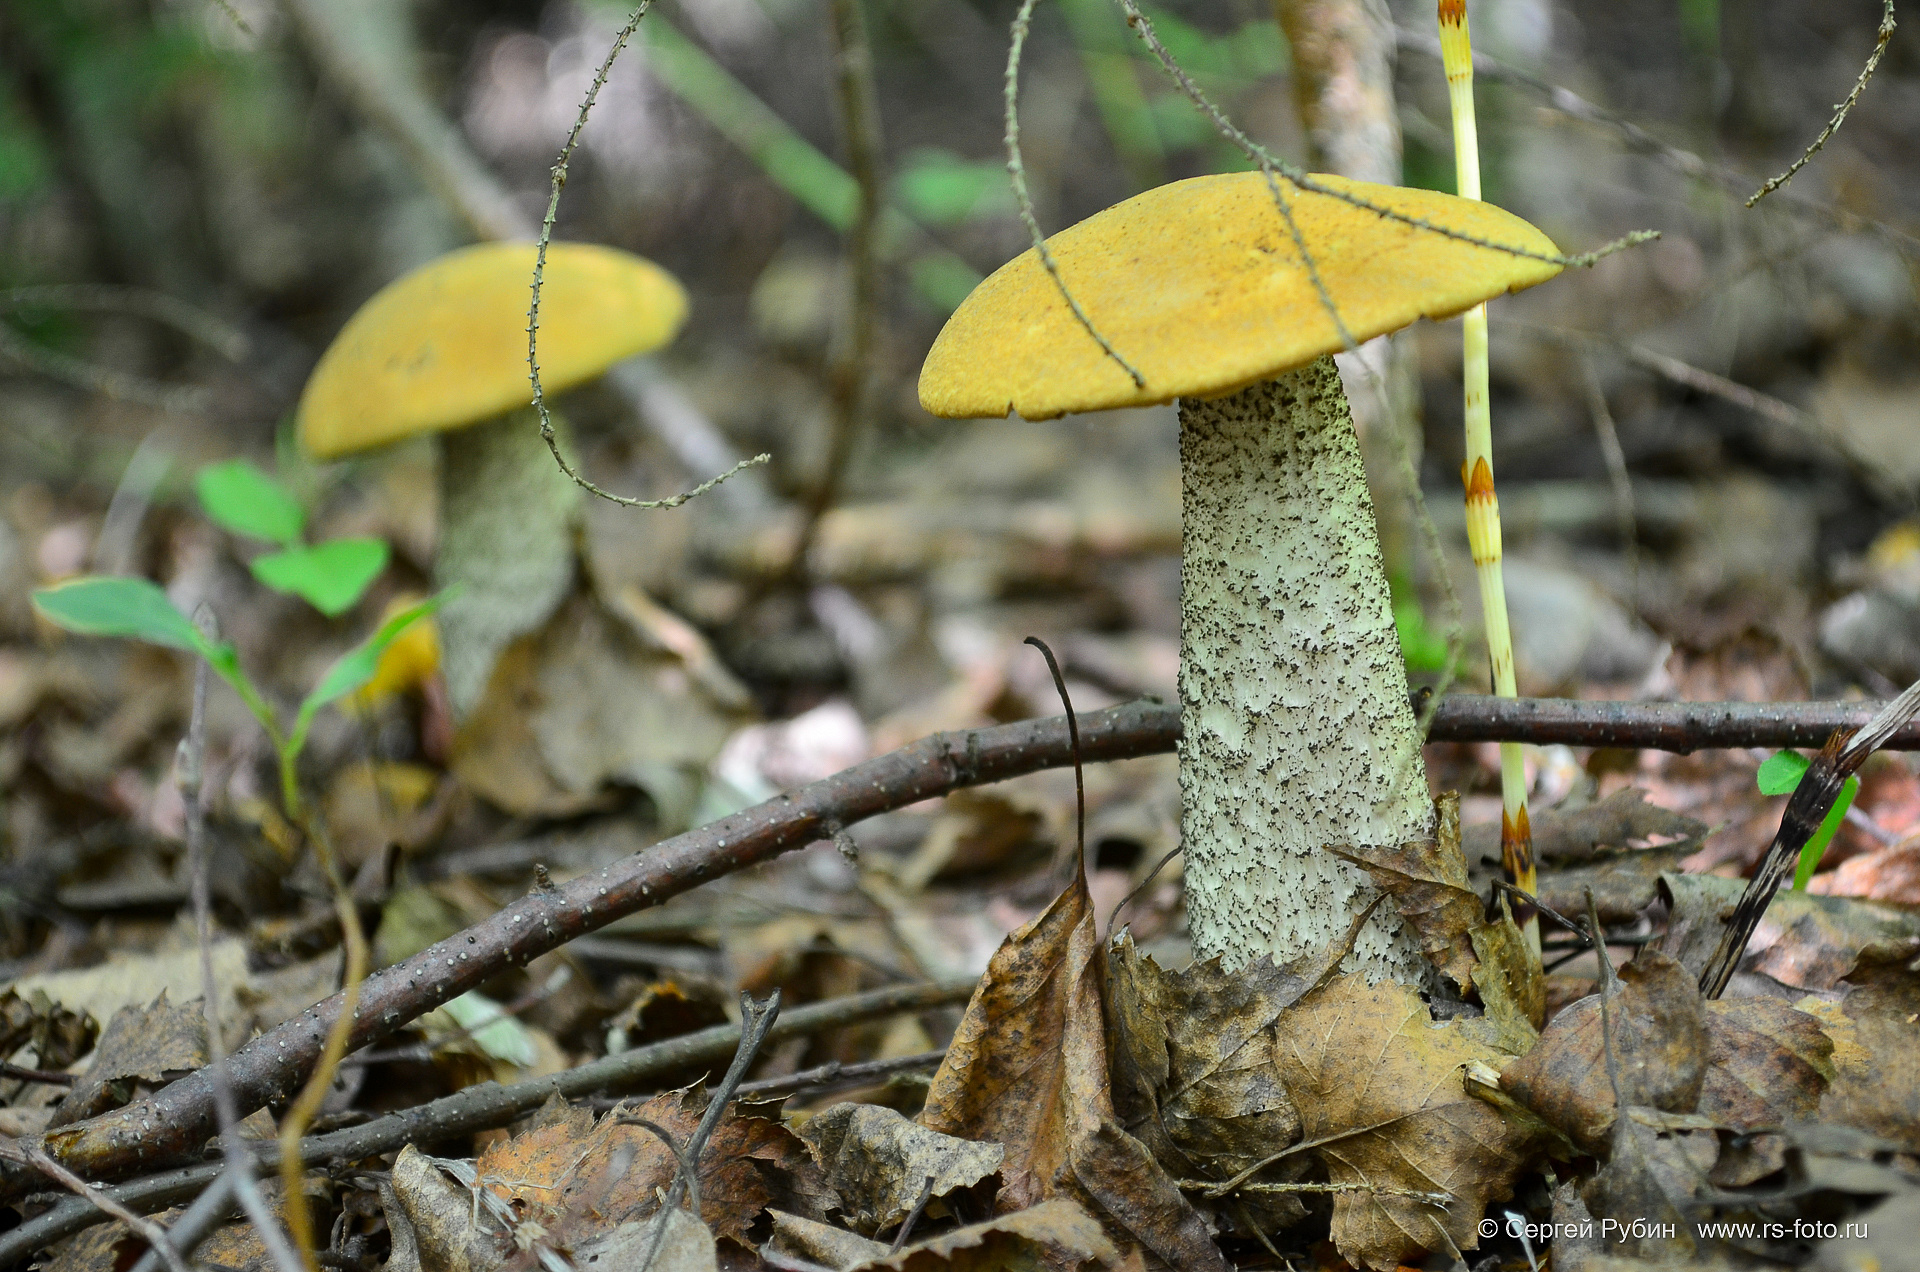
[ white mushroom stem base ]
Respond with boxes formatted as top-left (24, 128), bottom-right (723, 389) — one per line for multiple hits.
top-left (437, 408), bottom-right (581, 717)
top-left (1179, 356), bottom-right (1432, 979)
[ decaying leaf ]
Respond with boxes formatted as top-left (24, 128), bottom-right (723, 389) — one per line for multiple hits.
top-left (1795, 943), bottom-right (1920, 1152)
top-left (1268, 971), bottom-right (1541, 1271)
top-left (562, 1209), bottom-right (719, 1272)
top-left (798, 1102), bottom-right (1003, 1235)
top-left (1329, 794), bottom-right (1479, 991)
top-left (1466, 787), bottom-right (1707, 866)
top-left (0, 987), bottom-right (96, 1069)
top-left (767, 1210), bottom-right (893, 1271)
top-left (1697, 997), bottom-right (1833, 1129)
top-left (452, 593), bottom-right (752, 825)
top-left (479, 1089), bottom-right (824, 1255)
top-left (1466, 902), bottom-right (1545, 1046)
top-left (1577, 1114), bottom-right (1715, 1264)
top-left (920, 874), bottom-right (1229, 1271)
top-left (48, 990), bottom-right (206, 1128)
top-left (1500, 950), bottom-right (1708, 1155)
top-left (1105, 933), bottom-right (1315, 1231)
top-left (1659, 872), bottom-right (1920, 991)
top-left (383, 1091), bottom-right (824, 1272)
top-left (852, 1196), bottom-right (1121, 1272)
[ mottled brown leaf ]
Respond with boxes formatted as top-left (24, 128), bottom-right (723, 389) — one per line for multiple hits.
top-left (1796, 943), bottom-right (1920, 1152)
top-left (766, 1210), bottom-right (892, 1272)
top-left (1659, 873), bottom-right (1920, 990)
top-left (469, 1089), bottom-right (822, 1260)
top-left (1467, 905), bottom-right (1545, 1048)
top-left (1105, 932), bottom-right (1311, 1230)
top-left (1697, 997), bottom-right (1833, 1129)
top-left (1500, 950), bottom-right (1708, 1154)
top-left (799, 1102), bottom-right (1003, 1235)
top-left (1270, 972), bottom-right (1540, 1271)
top-left (851, 1196), bottom-right (1121, 1272)
top-left (921, 878), bottom-right (1229, 1272)
top-left (49, 991), bottom-right (207, 1128)
top-left (1329, 796), bottom-right (1479, 991)
top-left (1466, 787), bottom-right (1707, 865)
top-left (919, 874), bottom-right (1105, 1212)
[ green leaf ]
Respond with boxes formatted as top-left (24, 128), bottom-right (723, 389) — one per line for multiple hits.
top-left (1794, 774), bottom-right (1859, 891)
top-left (439, 991), bottom-right (537, 1067)
top-left (1756, 750), bottom-right (1811, 796)
top-left (894, 149), bottom-right (1010, 227)
top-left (32, 576), bottom-right (202, 651)
top-left (288, 594), bottom-right (443, 758)
top-left (33, 576), bottom-right (279, 738)
top-left (196, 460), bottom-right (305, 547)
top-left (250, 538), bottom-right (389, 616)
top-left (1394, 595), bottom-right (1450, 673)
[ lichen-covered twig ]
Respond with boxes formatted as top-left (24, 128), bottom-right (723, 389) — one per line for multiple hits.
top-left (526, 2), bottom-right (772, 510)
top-left (1748, 1), bottom-right (1896, 206)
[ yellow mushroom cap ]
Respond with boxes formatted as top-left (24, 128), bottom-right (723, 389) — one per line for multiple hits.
top-left (298, 242), bottom-right (689, 458)
top-left (919, 171), bottom-right (1563, 420)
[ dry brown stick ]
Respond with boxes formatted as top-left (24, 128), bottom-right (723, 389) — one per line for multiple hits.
top-left (22, 693), bottom-right (1920, 1195)
top-left (23, 700), bottom-right (1174, 1195)
top-left (0, 978), bottom-right (975, 1262)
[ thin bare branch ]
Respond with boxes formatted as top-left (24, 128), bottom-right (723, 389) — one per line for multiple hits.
top-left (1005, 0), bottom-right (1144, 388)
top-left (527, 2), bottom-right (772, 508)
top-left (1749, 1), bottom-right (1896, 206)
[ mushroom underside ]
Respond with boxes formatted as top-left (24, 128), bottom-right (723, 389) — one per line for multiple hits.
top-left (1178, 355), bottom-right (1432, 979)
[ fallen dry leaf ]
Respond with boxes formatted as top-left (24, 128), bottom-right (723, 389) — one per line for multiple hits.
top-left (1270, 971), bottom-right (1540, 1270)
top-left (1329, 795), bottom-right (1479, 991)
top-left (1466, 787), bottom-right (1707, 866)
top-left (1697, 997), bottom-right (1834, 1129)
top-left (1500, 950), bottom-right (1708, 1155)
top-left (1660, 872), bottom-right (1920, 990)
top-left (0, 987), bottom-right (95, 1069)
top-left (1467, 904), bottom-right (1546, 1045)
top-left (476, 1090), bottom-right (825, 1256)
top-left (767, 1209), bottom-right (893, 1271)
top-left (851, 1196), bottom-right (1121, 1272)
top-left (1795, 942), bottom-right (1920, 1153)
top-left (798, 1102), bottom-right (1003, 1235)
top-left (1105, 933), bottom-right (1316, 1232)
top-left (48, 990), bottom-right (206, 1128)
top-left (920, 873), bottom-right (1229, 1271)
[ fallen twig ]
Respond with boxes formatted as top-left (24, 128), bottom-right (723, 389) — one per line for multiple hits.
top-left (0, 978), bottom-right (974, 1260)
top-left (22, 693), bottom-right (1920, 1193)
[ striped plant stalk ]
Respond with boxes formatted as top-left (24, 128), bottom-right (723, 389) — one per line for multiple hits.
top-left (1438, 0), bottom-right (1539, 956)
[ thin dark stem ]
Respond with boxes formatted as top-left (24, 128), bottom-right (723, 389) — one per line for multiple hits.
top-left (888, 1175), bottom-right (936, 1254)
top-left (1024, 637), bottom-right (1083, 873)
top-left (636, 992), bottom-right (781, 1272)
top-left (1004, 0), bottom-right (1143, 388)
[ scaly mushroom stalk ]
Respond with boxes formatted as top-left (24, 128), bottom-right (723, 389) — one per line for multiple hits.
top-left (1439, 0), bottom-right (1538, 954)
top-left (1180, 363), bottom-right (1433, 978)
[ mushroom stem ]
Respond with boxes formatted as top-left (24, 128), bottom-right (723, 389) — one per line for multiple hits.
top-left (1179, 357), bottom-right (1431, 977)
top-left (436, 408), bottom-right (580, 716)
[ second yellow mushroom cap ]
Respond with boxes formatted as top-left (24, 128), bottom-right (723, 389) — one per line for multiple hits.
top-left (298, 241), bottom-right (688, 459)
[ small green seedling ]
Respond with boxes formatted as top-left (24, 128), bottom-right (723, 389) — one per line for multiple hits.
top-left (32, 575), bottom-right (439, 819)
top-left (195, 459), bottom-right (388, 617)
top-left (1756, 749), bottom-right (1860, 890)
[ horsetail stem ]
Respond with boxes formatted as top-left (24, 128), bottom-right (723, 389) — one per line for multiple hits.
top-left (1441, 0), bottom-right (1539, 959)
